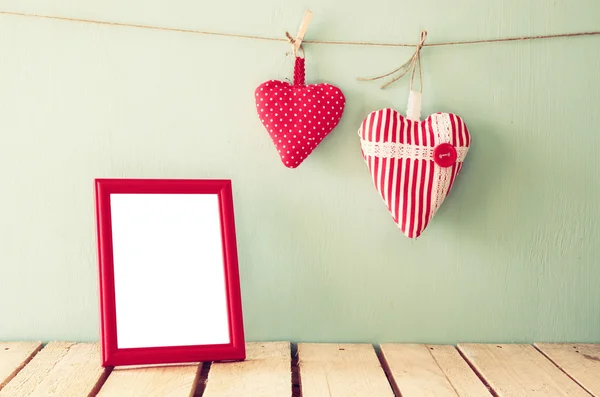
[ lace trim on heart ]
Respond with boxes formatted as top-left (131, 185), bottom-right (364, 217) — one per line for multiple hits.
top-left (359, 141), bottom-right (468, 162)
top-left (430, 113), bottom-right (453, 221)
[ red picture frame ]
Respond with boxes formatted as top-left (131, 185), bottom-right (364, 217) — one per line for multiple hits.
top-left (94, 178), bottom-right (245, 367)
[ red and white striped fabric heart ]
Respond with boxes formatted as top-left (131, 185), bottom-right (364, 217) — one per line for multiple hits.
top-left (358, 108), bottom-right (471, 238)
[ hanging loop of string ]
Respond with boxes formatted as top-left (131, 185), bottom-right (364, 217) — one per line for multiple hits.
top-left (285, 31), bottom-right (306, 86)
top-left (410, 30), bottom-right (427, 92)
top-left (358, 30), bottom-right (428, 90)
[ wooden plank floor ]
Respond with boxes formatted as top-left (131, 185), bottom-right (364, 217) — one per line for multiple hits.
top-left (0, 341), bottom-right (597, 396)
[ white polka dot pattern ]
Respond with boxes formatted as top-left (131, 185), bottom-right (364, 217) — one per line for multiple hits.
top-left (255, 80), bottom-right (345, 168)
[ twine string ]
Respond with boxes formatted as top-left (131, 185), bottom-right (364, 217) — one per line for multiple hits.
top-left (411, 30), bottom-right (426, 92)
top-left (0, 10), bottom-right (598, 49)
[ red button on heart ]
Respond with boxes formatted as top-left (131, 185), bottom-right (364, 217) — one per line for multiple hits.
top-left (433, 143), bottom-right (457, 167)
top-left (255, 57), bottom-right (345, 168)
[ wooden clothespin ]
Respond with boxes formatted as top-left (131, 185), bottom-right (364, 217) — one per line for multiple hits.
top-left (292, 10), bottom-right (312, 56)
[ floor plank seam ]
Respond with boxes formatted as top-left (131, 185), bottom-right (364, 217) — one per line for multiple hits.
top-left (0, 342), bottom-right (43, 391)
top-left (373, 344), bottom-right (400, 397)
top-left (193, 361), bottom-right (211, 397)
top-left (533, 344), bottom-right (595, 397)
top-left (291, 343), bottom-right (301, 397)
top-left (24, 343), bottom-right (44, 366)
top-left (426, 346), bottom-right (461, 396)
top-left (89, 365), bottom-right (112, 397)
top-left (455, 346), bottom-right (500, 397)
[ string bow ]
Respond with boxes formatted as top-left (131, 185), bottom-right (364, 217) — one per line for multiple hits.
top-left (358, 30), bottom-right (428, 90)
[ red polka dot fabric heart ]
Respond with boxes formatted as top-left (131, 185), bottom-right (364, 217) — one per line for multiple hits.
top-left (255, 57), bottom-right (345, 168)
top-left (358, 109), bottom-right (471, 238)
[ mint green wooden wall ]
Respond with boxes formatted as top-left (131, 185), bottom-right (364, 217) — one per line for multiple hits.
top-left (1, 0), bottom-right (599, 343)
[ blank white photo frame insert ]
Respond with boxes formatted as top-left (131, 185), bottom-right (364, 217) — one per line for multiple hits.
top-left (109, 193), bottom-right (230, 349)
